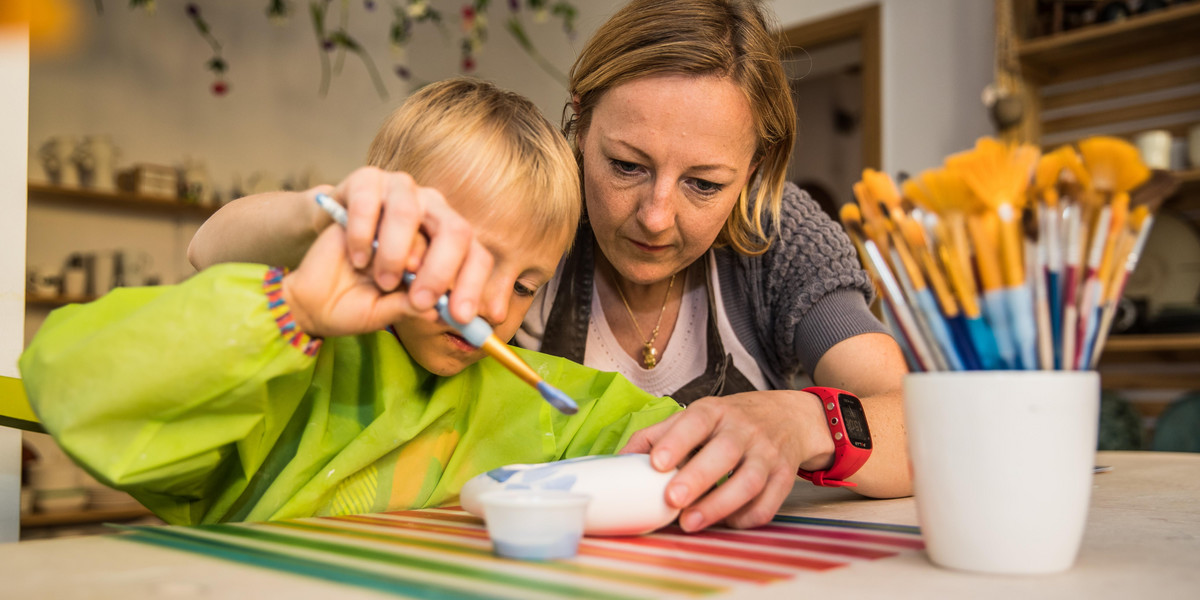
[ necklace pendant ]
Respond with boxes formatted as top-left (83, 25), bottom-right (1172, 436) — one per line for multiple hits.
top-left (642, 344), bottom-right (658, 369)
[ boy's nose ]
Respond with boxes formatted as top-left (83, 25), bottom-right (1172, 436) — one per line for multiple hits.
top-left (478, 287), bottom-right (510, 330)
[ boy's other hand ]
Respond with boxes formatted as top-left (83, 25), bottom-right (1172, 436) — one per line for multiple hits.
top-left (282, 226), bottom-right (427, 338)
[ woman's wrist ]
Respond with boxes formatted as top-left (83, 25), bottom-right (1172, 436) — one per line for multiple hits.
top-left (796, 389), bottom-right (836, 472)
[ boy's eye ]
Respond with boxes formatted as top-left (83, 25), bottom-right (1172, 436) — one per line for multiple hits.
top-left (514, 281), bottom-right (537, 298)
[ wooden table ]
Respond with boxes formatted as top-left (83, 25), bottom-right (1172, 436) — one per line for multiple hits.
top-left (0, 451), bottom-right (1196, 599)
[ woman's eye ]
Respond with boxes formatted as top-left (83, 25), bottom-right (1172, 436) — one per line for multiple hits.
top-left (610, 159), bottom-right (641, 175)
top-left (691, 178), bottom-right (725, 194)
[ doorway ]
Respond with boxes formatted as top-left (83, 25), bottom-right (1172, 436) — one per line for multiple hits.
top-left (780, 5), bottom-right (881, 219)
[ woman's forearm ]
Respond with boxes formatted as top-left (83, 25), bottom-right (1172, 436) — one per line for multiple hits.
top-left (188, 188), bottom-right (331, 270)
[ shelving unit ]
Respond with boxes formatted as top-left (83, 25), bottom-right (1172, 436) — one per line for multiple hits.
top-left (1005, 2), bottom-right (1200, 396)
top-left (27, 183), bottom-right (217, 218)
top-left (21, 506), bottom-right (154, 529)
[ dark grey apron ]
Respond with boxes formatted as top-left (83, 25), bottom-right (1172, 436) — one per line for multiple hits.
top-left (535, 226), bottom-right (757, 405)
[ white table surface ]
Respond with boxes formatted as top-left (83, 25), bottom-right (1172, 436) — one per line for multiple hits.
top-left (1, 451), bottom-right (1196, 599)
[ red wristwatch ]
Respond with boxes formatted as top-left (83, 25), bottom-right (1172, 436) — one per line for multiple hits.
top-left (797, 386), bottom-right (872, 488)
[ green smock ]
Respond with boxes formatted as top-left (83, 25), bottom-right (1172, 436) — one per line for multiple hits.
top-left (19, 263), bottom-right (681, 525)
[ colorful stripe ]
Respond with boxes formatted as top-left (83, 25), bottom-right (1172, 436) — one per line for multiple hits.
top-left (117, 507), bottom-right (923, 598)
top-left (263, 267), bottom-right (322, 356)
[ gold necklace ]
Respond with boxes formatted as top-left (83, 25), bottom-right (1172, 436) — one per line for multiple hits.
top-left (613, 272), bottom-right (676, 369)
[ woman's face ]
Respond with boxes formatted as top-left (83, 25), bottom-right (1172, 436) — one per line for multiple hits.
top-left (580, 74), bottom-right (758, 285)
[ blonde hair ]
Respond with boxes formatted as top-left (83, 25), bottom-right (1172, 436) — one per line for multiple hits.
top-left (567, 0), bottom-right (794, 255)
top-left (367, 77), bottom-right (581, 252)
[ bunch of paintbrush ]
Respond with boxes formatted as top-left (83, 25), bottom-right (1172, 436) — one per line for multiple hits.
top-left (840, 136), bottom-right (1177, 372)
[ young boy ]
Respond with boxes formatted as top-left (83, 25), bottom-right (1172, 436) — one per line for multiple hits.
top-left (19, 78), bottom-right (680, 526)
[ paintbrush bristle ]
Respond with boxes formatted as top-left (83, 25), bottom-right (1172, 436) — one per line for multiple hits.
top-left (1078, 136), bottom-right (1150, 194)
top-left (945, 137), bottom-right (1039, 212)
top-left (863, 169), bottom-right (903, 210)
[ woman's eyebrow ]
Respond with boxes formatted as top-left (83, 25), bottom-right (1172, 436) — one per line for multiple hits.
top-left (607, 137), bottom-right (740, 176)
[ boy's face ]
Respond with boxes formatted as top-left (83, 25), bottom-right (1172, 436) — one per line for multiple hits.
top-left (392, 181), bottom-right (568, 377)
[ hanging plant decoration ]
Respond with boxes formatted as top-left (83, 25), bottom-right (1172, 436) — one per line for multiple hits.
top-left (98, 0), bottom-right (579, 98)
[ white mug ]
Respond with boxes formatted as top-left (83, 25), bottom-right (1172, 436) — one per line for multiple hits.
top-left (904, 371), bottom-right (1099, 575)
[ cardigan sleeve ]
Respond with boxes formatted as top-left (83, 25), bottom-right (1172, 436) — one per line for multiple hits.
top-left (734, 182), bottom-right (889, 379)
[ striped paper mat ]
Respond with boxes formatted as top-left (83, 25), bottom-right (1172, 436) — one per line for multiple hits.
top-left (118, 507), bottom-right (924, 599)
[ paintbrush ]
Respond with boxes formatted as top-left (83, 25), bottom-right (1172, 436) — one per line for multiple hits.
top-left (916, 169), bottom-right (1003, 369)
top-left (1074, 137), bottom-right (1149, 369)
top-left (314, 192), bottom-right (579, 414)
top-left (862, 170), bottom-right (955, 370)
top-left (841, 204), bottom-right (937, 371)
top-left (1086, 170), bottom-right (1178, 368)
top-left (948, 138), bottom-right (1041, 369)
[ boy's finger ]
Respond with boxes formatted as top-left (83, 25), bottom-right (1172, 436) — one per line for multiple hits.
top-left (336, 169), bottom-right (389, 272)
top-left (408, 188), bottom-right (476, 312)
top-left (374, 173), bottom-right (425, 292)
top-left (448, 241), bottom-right (493, 325)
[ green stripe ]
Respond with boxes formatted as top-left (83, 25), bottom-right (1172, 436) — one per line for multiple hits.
top-left (274, 519), bottom-right (721, 596)
top-left (120, 528), bottom-right (506, 600)
top-left (771, 515), bottom-right (921, 535)
top-left (160, 523), bottom-right (649, 600)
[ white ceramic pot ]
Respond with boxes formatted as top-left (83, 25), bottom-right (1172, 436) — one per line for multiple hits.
top-left (461, 454), bottom-right (679, 536)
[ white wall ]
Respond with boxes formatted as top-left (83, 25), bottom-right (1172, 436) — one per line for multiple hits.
top-left (772, 0), bottom-right (995, 177)
top-left (1, 23), bottom-right (29, 544)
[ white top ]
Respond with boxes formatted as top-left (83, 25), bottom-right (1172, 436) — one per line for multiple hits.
top-left (518, 253), bottom-right (768, 397)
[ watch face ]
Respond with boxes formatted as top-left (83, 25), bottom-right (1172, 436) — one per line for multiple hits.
top-left (837, 393), bottom-right (872, 449)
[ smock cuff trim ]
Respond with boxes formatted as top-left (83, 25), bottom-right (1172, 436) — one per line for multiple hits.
top-left (263, 267), bottom-right (323, 357)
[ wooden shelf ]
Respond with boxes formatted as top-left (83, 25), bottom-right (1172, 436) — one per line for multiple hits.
top-left (28, 183), bottom-right (216, 218)
top-left (1101, 333), bottom-right (1200, 353)
top-left (25, 294), bottom-right (99, 309)
top-left (20, 506), bottom-right (154, 529)
top-left (1018, 3), bottom-right (1200, 83)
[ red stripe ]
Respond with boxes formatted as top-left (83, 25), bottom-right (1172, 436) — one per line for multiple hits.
top-left (658, 526), bottom-right (896, 559)
top-left (330, 514), bottom-right (792, 583)
top-left (601, 536), bottom-right (846, 571)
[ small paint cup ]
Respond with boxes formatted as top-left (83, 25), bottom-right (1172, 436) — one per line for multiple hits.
top-left (481, 490), bottom-right (590, 560)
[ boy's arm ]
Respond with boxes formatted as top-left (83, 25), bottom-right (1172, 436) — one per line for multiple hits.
top-left (188, 166), bottom-right (494, 325)
top-left (19, 264), bottom-right (320, 521)
top-left (189, 189), bottom-right (329, 270)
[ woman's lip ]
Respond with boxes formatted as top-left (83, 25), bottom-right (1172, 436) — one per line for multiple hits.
top-left (630, 239), bottom-right (670, 252)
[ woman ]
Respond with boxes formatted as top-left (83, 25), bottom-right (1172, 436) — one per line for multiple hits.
top-left (189, 0), bottom-right (910, 532)
top-left (516, 0), bottom-right (910, 531)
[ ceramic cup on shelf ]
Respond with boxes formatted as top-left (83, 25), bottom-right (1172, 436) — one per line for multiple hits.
top-left (1133, 129), bottom-right (1172, 170)
top-left (37, 136), bottom-right (79, 187)
top-left (904, 371), bottom-right (1100, 575)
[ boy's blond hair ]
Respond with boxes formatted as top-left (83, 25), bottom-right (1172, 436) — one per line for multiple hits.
top-left (367, 77), bottom-right (581, 253)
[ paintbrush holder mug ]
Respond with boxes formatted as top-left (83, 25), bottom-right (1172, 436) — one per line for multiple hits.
top-left (904, 371), bottom-right (1099, 575)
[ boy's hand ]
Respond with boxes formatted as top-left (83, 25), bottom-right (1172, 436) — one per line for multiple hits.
top-left (281, 226), bottom-right (426, 338)
top-left (313, 167), bottom-right (495, 326)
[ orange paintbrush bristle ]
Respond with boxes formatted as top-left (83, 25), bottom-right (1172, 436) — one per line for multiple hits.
top-left (1078, 136), bottom-right (1150, 197)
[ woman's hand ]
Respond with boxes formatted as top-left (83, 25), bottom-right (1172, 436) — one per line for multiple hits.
top-left (320, 167), bottom-right (494, 325)
top-left (621, 389), bottom-right (833, 531)
top-left (620, 332), bottom-right (911, 532)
